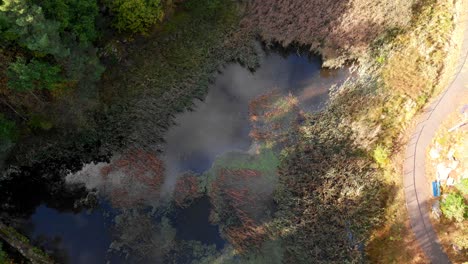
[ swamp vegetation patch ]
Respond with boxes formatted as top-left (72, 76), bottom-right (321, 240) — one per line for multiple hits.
top-left (0, 0), bottom-right (462, 263)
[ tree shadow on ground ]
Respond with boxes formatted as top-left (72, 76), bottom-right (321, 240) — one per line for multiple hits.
top-left (271, 110), bottom-right (398, 263)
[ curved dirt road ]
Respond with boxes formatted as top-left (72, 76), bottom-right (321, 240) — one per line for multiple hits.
top-left (403, 7), bottom-right (468, 264)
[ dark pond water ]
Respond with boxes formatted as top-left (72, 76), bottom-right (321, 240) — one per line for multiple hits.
top-left (31, 205), bottom-right (112, 263)
top-left (161, 51), bottom-right (348, 190)
top-left (17, 50), bottom-right (348, 263)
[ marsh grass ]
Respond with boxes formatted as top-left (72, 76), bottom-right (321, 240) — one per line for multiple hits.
top-left (244, 0), bottom-right (415, 66)
top-left (267, 0), bottom-right (461, 262)
top-left (97, 0), bottom-right (257, 152)
top-left (382, 0), bottom-right (454, 100)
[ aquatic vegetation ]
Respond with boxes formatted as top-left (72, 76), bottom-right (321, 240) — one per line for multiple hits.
top-left (207, 151), bottom-right (279, 178)
top-left (110, 211), bottom-right (176, 261)
top-left (248, 91), bottom-right (302, 149)
top-left (200, 90), bottom-right (302, 252)
top-left (98, 149), bottom-right (165, 208)
top-left (174, 173), bottom-right (203, 208)
top-left (208, 167), bottom-right (272, 251)
top-left (166, 240), bottom-right (219, 264)
top-left (204, 124), bottom-right (281, 253)
top-left (98, 0), bottom-right (256, 152)
top-left (66, 148), bottom-right (165, 209)
top-left (0, 0), bottom-right (462, 262)
top-left (272, 113), bottom-right (385, 263)
top-left (382, 0), bottom-right (455, 100)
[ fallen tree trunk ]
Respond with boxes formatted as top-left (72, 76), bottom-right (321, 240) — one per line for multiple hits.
top-left (0, 221), bottom-right (53, 264)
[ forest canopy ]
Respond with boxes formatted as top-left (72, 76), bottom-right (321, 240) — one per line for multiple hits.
top-left (0, 0), bottom-right (102, 88)
top-left (0, 0), bottom-right (103, 127)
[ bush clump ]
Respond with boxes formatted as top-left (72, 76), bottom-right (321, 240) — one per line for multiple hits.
top-left (107, 0), bottom-right (164, 34)
top-left (373, 145), bottom-right (390, 167)
top-left (441, 192), bottom-right (467, 223)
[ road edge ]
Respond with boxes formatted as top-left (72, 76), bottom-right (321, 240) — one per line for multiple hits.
top-left (402, 0), bottom-right (468, 263)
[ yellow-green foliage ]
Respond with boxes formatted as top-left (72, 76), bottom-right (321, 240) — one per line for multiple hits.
top-left (383, 46), bottom-right (432, 98)
top-left (453, 228), bottom-right (468, 250)
top-left (382, 0), bottom-right (454, 99)
top-left (441, 192), bottom-right (467, 223)
top-left (373, 145), bottom-right (390, 167)
top-left (204, 150), bottom-right (279, 186)
top-left (456, 179), bottom-right (468, 195)
top-left (107, 0), bottom-right (164, 34)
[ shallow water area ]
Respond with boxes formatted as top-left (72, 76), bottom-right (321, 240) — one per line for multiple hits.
top-left (18, 49), bottom-right (349, 263)
top-left (161, 50), bottom-right (348, 178)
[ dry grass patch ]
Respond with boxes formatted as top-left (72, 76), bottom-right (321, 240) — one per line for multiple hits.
top-left (244, 0), bottom-right (414, 66)
top-left (382, 0), bottom-right (455, 100)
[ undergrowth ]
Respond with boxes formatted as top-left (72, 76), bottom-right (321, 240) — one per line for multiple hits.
top-left (97, 0), bottom-right (257, 152)
top-left (270, 0), bottom-right (458, 262)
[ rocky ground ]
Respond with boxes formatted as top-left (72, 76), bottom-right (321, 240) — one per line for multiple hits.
top-left (428, 100), bottom-right (468, 263)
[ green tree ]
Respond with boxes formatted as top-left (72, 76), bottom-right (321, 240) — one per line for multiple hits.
top-left (0, 0), bottom-right (69, 57)
top-left (7, 58), bottom-right (63, 91)
top-left (31, 0), bottom-right (99, 43)
top-left (441, 192), bottom-right (467, 223)
top-left (0, 11), bottom-right (14, 43)
top-left (107, 0), bottom-right (164, 34)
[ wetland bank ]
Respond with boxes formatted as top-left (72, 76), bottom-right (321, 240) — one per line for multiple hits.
top-left (0, 0), bottom-right (463, 263)
top-left (5, 46), bottom-right (350, 264)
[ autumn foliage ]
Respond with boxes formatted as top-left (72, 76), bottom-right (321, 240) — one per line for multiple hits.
top-left (243, 0), bottom-right (414, 65)
top-left (248, 90), bottom-right (301, 148)
top-left (100, 149), bottom-right (165, 208)
top-left (174, 173), bottom-right (202, 208)
top-left (208, 168), bottom-right (271, 252)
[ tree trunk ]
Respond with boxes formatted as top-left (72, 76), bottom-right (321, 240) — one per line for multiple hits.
top-left (0, 222), bottom-right (53, 264)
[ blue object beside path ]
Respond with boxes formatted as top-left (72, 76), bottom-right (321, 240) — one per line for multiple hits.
top-left (432, 181), bottom-right (441, 197)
